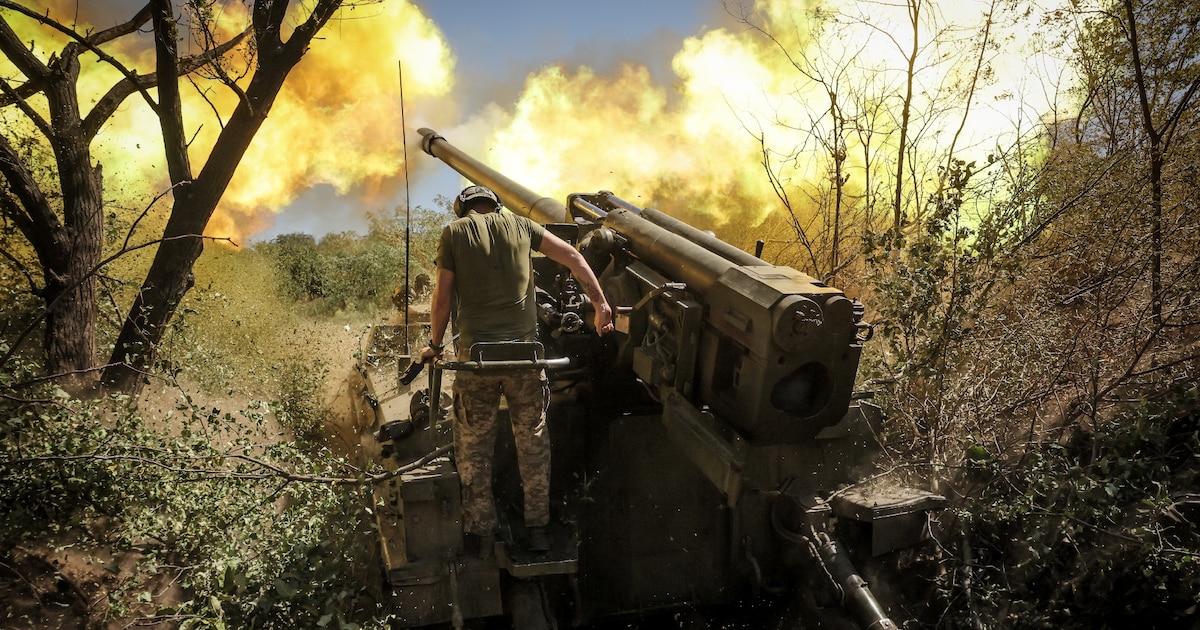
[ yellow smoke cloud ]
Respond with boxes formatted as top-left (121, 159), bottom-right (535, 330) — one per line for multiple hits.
top-left (483, 0), bottom-right (1068, 253)
top-left (219, 1), bottom-right (456, 230)
top-left (2, 1), bottom-right (166, 183)
top-left (2, 0), bottom-right (455, 244)
top-left (488, 37), bottom-right (791, 230)
top-left (4, 0), bottom-right (1068, 251)
top-left (476, 2), bottom-right (848, 237)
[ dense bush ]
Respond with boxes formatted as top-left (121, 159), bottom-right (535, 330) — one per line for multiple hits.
top-left (0, 370), bottom-right (392, 628)
top-left (259, 205), bottom-right (449, 315)
top-left (1, 237), bottom-right (399, 628)
top-left (858, 153), bottom-right (1200, 627)
top-left (263, 230), bottom-right (405, 311)
top-left (930, 386), bottom-right (1200, 628)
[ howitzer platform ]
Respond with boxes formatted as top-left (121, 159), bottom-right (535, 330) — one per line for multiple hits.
top-left (346, 129), bottom-right (946, 628)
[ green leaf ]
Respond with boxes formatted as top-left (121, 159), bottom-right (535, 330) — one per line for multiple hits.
top-left (274, 578), bottom-right (298, 598)
top-left (966, 444), bottom-right (990, 461)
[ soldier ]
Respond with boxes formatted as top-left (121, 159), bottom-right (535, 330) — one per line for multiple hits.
top-left (419, 185), bottom-right (613, 556)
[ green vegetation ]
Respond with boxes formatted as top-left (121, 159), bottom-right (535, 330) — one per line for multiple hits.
top-left (2, 0), bottom-right (1198, 627)
top-left (0, 373), bottom-right (388, 629)
top-left (856, 147), bottom-right (1200, 627)
top-left (732, 0), bottom-right (1200, 623)
top-left (943, 386), bottom-right (1200, 627)
top-left (0, 203), bottom-right (449, 628)
top-left (257, 206), bottom-right (447, 315)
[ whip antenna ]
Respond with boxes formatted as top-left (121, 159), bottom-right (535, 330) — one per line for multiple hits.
top-left (398, 59), bottom-right (412, 354)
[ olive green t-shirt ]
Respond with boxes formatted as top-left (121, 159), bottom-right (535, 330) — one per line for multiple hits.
top-left (436, 210), bottom-right (546, 352)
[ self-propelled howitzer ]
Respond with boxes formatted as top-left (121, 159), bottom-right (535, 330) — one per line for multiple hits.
top-left (351, 128), bottom-right (945, 629)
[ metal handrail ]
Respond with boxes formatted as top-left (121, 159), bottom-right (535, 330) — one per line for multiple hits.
top-left (435, 356), bottom-right (571, 371)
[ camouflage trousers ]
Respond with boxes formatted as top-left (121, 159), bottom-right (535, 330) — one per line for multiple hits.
top-left (451, 368), bottom-right (551, 536)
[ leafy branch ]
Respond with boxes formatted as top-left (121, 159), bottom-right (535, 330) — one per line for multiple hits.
top-left (1, 443), bottom-right (453, 486)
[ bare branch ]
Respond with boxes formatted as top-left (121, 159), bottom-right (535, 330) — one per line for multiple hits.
top-left (189, 7), bottom-right (251, 111)
top-left (938, 0), bottom-right (996, 187)
top-left (0, 0), bottom-right (159, 115)
top-left (0, 242), bottom-right (40, 294)
top-left (1160, 75), bottom-right (1200, 150)
top-left (186, 73), bottom-right (227, 130)
top-left (0, 190), bottom-right (40, 255)
top-left (4, 361), bottom-right (147, 391)
top-left (85, 2), bottom-right (152, 47)
top-left (97, 275), bottom-right (128, 331)
top-left (83, 25), bottom-right (251, 142)
top-left (1012, 153), bottom-right (1126, 251)
top-left (0, 76), bottom-right (51, 139)
top-left (0, 443), bottom-right (455, 487)
top-left (0, 130), bottom-right (63, 258)
top-left (0, 7), bottom-right (50, 84)
top-left (123, 182), bottom-right (184, 252)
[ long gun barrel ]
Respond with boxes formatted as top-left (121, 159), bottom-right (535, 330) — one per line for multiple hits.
top-left (420, 128), bottom-right (760, 297)
top-left (419, 128), bottom-right (569, 225)
top-left (417, 127), bottom-right (866, 444)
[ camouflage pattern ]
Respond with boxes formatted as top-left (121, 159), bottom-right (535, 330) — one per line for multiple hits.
top-left (452, 367), bottom-right (551, 535)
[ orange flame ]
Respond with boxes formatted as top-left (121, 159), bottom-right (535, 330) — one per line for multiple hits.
top-left (5, 0), bottom-right (1068, 252)
top-left (219, 0), bottom-right (456, 238)
top-left (3, 0), bottom-right (455, 245)
top-left (482, 0), bottom-right (1069, 255)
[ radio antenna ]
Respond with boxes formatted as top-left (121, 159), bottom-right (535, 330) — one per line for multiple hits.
top-left (398, 59), bottom-right (412, 355)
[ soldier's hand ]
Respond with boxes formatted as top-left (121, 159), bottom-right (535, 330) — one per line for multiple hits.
top-left (594, 303), bottom-right (614, 336)
top-left (419, 345), bottom-right (443, 363)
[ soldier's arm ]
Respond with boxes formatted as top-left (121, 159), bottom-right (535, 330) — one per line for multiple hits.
top-left (420, 267), bottom-right (456, 362)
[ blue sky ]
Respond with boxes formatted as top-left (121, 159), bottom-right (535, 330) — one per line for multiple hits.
top-left (419, 0), bottom-right (725, 96)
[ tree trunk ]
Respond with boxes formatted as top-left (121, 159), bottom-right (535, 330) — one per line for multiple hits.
top-left (41, 160), bottom-right (102, 387)
top-left (892, 0), bottom-right (921, 235)
top-left (829, 90), bottom-right (844, 284)
top-left (102, 221), bottom-right (201, 392)
top-left (1149, 145), bottom-right (1163, 327)
top-left (1, 0), bottom-right (343, 395)
top-left (1122, 0), bottom-right (1181, 329)
top-left (101, 91), bottom-right (288, 394)
top-left (101, 0), bottom-right (337, 393)
top-left (42, 48), bottom-right (102, 388)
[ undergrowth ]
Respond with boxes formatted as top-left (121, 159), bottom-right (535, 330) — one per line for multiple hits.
top-left (1, 238), bottom-right (402, 628)
top-left (931, 385), bottom-right (1200, 628)
top-left (0, 364), bottom-right (393, 629)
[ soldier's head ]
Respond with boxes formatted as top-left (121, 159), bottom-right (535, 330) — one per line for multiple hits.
top-left (453, 185), bottom-right (501, 217)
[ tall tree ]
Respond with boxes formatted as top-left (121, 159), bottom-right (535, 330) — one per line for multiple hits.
top-left (1024, 0), bottom-right (1200, 428)
top-left (0, 0), bottom-right (345, 394)
top-left (0, 1), bottom-right (238, 386)
top-left (890, 0), bottom-right (923, 234)
top-left (103, 0), bottom-right (344, 393)
top-left (1117, 0), bottom-right (1200, 327)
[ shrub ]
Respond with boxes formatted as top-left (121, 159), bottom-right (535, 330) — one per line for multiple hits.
top-left (0, 378), bottom-right (393, 629)
top-left (934, 386), bottom-right (1200, 628)
top-left (258, 204), bottom-right (450, 316)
